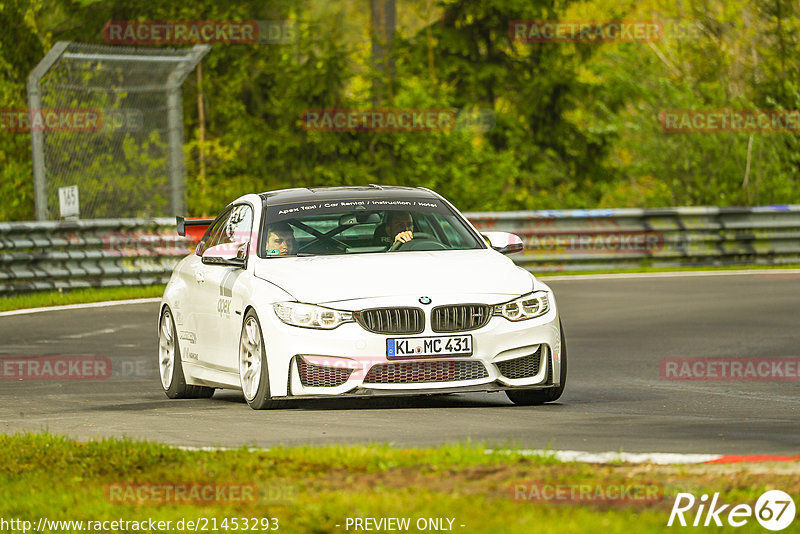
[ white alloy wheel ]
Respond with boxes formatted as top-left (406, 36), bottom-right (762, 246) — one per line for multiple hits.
top-left (158, 306), bottom-right (214, 399)
top-left (239, 315), bottom-right (263, 401)
top-left (238, 310), bottom-right (278, 409)
top-left (159, 309), bottom-right (176, 389)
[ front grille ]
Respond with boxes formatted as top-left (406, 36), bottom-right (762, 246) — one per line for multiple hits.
top-left (297, 356), bottom-right (353, 388)
top-left (356, 308), bottom-right (424, 334)
top-left (431, 304), bottom-right (491, 332)
top-left (496, 348), bottom-right (543, 379)
top-left (364, 360), bottom-right (488, 384)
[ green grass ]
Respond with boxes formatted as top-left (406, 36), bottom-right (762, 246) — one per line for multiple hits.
top-left (0, 285), bottom-right (165, 312)
top-left (1, 433), bottom-right (796, 533)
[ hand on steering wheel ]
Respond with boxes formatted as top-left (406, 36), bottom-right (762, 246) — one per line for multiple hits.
top-left (388, 230), bottom-right (413, 251)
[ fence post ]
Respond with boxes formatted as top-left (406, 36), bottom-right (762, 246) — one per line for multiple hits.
top-left (165, 45), bottom-right (210, 217)
top-left (166, 88), bottom-right (185, 217)
top-left (27, 42), bottom-right (70, 221)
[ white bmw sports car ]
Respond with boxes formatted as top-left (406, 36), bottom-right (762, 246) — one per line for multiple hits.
top-left (158, 185), bottom-right (566, 409)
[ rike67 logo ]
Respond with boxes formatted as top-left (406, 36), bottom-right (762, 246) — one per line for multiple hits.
top-left (668, 490), bottom-right (796, 531)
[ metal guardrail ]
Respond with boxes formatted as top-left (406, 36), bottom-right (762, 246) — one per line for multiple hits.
top-left (1, 205), bottom-right (799, 294)
top-left (0, 218), bottom-right (184, 294)
top-left (468, 205), bottom-right (800, 273)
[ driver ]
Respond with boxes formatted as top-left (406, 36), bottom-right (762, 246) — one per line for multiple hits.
top-left (266, 222), bottom-right (297, 256)
top-left (382, 211), bottom-right (414, 246)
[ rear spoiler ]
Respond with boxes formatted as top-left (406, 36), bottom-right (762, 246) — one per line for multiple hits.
top-left (176, 216), bottom-right (215, 242)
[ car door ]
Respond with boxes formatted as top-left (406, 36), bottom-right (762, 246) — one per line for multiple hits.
top-left (195, 204), bottom-right (254, 373)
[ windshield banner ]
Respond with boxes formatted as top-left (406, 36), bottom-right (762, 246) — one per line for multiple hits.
top-left (266, 198), bottom-right (450, 222)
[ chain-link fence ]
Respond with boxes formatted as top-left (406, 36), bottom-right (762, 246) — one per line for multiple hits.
top-left (27, 42), bottom-right (209, 221)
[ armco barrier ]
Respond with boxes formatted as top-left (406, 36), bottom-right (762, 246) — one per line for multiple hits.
top-left (0, 218), bottom-right (188, 294)
top-left (0, 206), bottom-right (799, 295)
top-left (468, 205), bottom-right (800, 272)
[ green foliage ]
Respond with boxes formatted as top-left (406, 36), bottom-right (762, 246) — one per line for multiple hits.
top-left (1, 0), bottom-right (799, 221)
top-left (0, 284), bottom-right (165, 312)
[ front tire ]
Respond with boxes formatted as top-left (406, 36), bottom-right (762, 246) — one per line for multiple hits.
top-left (158, 306), bottom-right (214, 399)
top-left (239, 309), bottom-right (279, 410)
top-left (506, 320), bottom-right (567, 406)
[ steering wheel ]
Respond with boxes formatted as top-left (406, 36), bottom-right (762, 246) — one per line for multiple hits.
top-left (388, 233), bottom-right (446, 251)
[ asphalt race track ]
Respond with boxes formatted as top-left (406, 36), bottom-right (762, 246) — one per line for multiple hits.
top-left (1, 271), bottom-right (798, 454)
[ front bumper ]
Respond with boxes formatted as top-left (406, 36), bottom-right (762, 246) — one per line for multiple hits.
top-left (261, 300), bottom-right (562, 398)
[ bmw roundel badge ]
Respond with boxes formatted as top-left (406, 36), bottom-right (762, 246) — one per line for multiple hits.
top-left (419, 296), bottom-right (432, 305)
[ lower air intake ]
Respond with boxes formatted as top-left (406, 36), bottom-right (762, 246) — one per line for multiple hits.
top-left (364, 360), bottom-right (488, 384)
top-left (495, 348), bottom-right (543, 379)
top-left (297, 356), bottom-right (353, 388)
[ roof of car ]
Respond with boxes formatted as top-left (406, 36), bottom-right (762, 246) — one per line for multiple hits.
top-left (258, 185), bottom-right (439, 204)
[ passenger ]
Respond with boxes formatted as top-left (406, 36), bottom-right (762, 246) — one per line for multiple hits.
top-left (266, 222), bottom-right (297, 256)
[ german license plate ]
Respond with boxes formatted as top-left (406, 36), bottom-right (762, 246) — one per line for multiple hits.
top-left (386, 335), bottom-right (472, 358)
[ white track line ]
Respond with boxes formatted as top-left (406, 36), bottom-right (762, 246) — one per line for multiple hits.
top-left (539, 268), bottom-right (800, 281)
top-left (485, 449), bottom-right (721, 464)
top-left (172, 446), bottom-right (800, 465)
top-left (0, 297), bottom-right (161, 317)
top-left (176, 446), bottom-right (265, 452)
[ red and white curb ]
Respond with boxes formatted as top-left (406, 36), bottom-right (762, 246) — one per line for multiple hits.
top-left (485, 449), bottom-right (800, 465)
top-left (538, 268), bottom-right (800, 282)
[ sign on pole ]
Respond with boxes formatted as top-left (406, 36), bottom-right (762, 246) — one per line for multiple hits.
top-left (58, 185), bottom-right (80, 220)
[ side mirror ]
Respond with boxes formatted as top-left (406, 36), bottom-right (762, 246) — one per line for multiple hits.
top-left (202, 241), bottom-right (249, 268)
top-left (482, 232), bottom-right (524, 255)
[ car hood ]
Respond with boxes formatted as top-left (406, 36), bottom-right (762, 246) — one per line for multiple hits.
top-left (253, 249), bottom-right (534, 304)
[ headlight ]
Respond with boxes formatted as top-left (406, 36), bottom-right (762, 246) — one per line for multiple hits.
top-left (273, 302), bottom-right (353, 329)
top-left (493, 291), bottom-right (550, 321)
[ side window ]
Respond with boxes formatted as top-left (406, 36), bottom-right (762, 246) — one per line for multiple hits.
top-left (216, 205), bottom-right (253, 247)
top-left (195, 205), bottom-right (253, 256)
top-left (196, 209), bottom-right (232, 256)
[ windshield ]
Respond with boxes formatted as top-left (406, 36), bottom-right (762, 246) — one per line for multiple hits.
top-left (259, 202), bottom-right (483, 257)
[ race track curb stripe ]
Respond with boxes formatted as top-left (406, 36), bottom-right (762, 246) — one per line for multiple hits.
top-left (485, 450), bottom-right (800, 465)
top-left (706, 454), bottom-right (800, 464)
